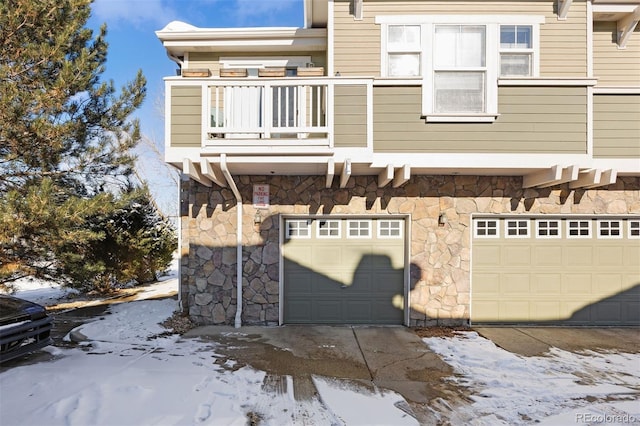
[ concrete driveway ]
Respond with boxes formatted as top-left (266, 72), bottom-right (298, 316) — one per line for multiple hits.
top-left (185, 325), bottom-right (464, 423)
top-left (185, 324), bottom-right (639, 423)
top-left (474, 327), bottom-right (640, 356)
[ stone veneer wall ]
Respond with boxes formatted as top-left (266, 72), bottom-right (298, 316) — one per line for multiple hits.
top-left (180, 175), bottom-right (640, 326)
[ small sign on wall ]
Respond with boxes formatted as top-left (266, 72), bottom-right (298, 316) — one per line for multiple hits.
top-left (253, 184), bottom-right (270, 209)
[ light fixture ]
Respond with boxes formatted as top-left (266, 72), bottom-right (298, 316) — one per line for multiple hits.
top-left (438, 213), bottom-right (447, 226)
top-left (254, 211), bottom-right (262, 225)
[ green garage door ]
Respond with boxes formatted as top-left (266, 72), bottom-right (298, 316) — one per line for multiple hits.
top-left (472, 216), bottom-right (640, 325)
top-left (283, 217), bottom-right (405, 324)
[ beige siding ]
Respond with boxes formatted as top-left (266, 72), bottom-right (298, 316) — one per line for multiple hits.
top-left (333, 0), bottom-right (587, 77)
top-left (187, 52), bottom-right (327, 77)
top-left (171, 86), bottom-right (202, 147)
top-left (593, 94), bottom-right (640, 158)
top-left (334, 84), bottom-right (368, 147)
top-left (593, 22), bottom-right (640, 87)
top-left (373, 85), bottom-right (587, 153)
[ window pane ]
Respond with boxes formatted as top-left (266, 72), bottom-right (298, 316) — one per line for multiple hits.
top-left (388, 25), bottom-right (421, 50)
top-left (500, 53), bottom-right (531, 76)
top-left (388, 53), bottom-right (420, 76)
top-left (435, 25), bottom-right (485, 68)
top-left (501, 25), bottom-right (532, 49)
top-left (435, 72), bottom-right (485, 113)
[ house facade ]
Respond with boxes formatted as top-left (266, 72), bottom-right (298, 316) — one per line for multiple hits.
top-left (157, 0), bottom-right (640, 327)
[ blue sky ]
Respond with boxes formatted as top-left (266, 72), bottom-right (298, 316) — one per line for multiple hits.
top-left (86, 0), bottom-right (305, 215)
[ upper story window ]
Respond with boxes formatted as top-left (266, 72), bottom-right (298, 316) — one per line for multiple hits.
top-left (499, 25), bottom-right (533, 76)
top-left (387, 25), bottom-right (421, 77)
top-left (377, 15), bottom-right (543, 122)
top-left (434, 25), bottom-right (486, 113)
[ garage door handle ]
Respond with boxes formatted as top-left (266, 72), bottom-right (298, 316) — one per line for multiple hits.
top-left (341, 285), bottom-right (348, 289)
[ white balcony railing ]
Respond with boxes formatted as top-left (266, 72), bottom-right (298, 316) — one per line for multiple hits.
top-left (206, 79), bottom-right (328, 142)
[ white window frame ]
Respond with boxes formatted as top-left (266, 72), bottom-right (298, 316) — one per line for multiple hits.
top-left (316, 219), bottom-right (341, 238)
top-left (629, 220), bottom-right (640, 239)
top-left (499, 25), bottom-right (535, 77)
top-left (536, 219), bottom-right (561, 239)
top-left (378, 219), bottom-right (403, 239)
top-left (383, 25), bottom-right (422, 77)
top-left (597, 220), bottom-right (623, 239)
top-left (566, 219), bottom-right (592, 239)
top-left (474, 218), bottom-right (500, 238)
top-left (285, 219), bottom-right (311, 239)
top-left (347, 219), bottom-right (372, 239)
top-left (219, 56), bottom-right (312, 76)
top-left (376, 15), bottom-right (543, 123)
top-left (505, 219), bottom-right (530, 238)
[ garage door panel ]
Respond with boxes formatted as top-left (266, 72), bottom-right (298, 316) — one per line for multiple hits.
top-left (564, 246), bottom-right (594, 266)
top-left (533, 246), bottom-right (563, 267)
top-left (531, 301), bottom-right (561, 321)
top-left (502, 301), bottom-right (530, 321)
top-left (596, 246), bottom-right (625, 266)
top-left (503, 274), bottom-right (530, 293)
top-left (532, 274), bottom-right (562, 294)
top-left (345, 301), bottom-right (372, 322)
top-left (286, 300), bottom-right (313, 322)
top-left (503, 246), bottom-right (532, 266)
top-left (563, 274), bottom-right (593, 294)
top-left (314, 246), bottom-right (345, 267)
top-left (472, 216), bottom-right (639, 326)
top-left (314, 300), bottom-right (344, 322)
top-left (473, 273), bottom-right (501, 293)
top-left (474, 246), bottom-right (501, 266)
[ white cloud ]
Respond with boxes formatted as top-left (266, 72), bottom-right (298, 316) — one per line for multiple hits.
top-left (91, 0), bottom-right (179, 28)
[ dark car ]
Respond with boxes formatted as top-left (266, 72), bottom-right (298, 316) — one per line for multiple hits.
top-left (0, 295), bottom-right (53, 363)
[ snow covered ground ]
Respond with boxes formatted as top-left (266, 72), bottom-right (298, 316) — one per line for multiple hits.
top-left (1, 266), bottom-right (638, 425)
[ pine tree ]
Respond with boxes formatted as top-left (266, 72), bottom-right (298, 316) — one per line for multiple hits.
top-left (0, 0), bottom-right (147, 287)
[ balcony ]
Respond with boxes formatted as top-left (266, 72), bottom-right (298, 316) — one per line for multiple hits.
top-left (204, 78), bottom-right (330, 147)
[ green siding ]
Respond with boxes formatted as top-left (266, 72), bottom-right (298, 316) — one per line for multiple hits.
top-left (171, 86), bottom-right (201, 148)
top-left (593, 94), bottom-right (640, 158)
top-left (373, 85), bottom-right (587, 153)
top-left (334, 84), bottom-right (368, 148)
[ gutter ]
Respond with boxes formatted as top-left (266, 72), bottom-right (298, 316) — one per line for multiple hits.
top-left (220, 154), bottom-right (243, 328)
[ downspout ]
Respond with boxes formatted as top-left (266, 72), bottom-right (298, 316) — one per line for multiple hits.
top-left (220, 154), bottom-right (243, 328)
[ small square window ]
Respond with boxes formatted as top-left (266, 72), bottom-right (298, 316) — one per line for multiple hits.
top-left (597, 220), bottom-right (622, 239)
top-left (347, 220), bottom-right (371, 238)
top-left (505, 219), bottom-right (530, 238)
top-left (474, 219), bottom-right (499, 238)
top-left (378, 220), bottom-right (403, 238)
top-left (629, 220), bottom-right (640, 238)
top-left (499, 25), bottom-right (533, 77)
top-left (567, 220), bottom-right (592, 238)
top-left (286, 220), bottom-right (311, 239)
top-left (317, 220), bottom-right (341, 238)
top-left (536, 220), bottom-right (561, 238)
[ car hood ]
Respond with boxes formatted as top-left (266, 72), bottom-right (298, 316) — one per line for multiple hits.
top-left (0, 295), bottom-right (48, 325)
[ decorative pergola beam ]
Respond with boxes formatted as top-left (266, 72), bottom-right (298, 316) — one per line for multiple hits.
top-left (326, 158), bottom-right (335, 188)
top-left (378, 165), bottom-right (394, 188)
top-left (183, 158), bottom-right (212, 187)
top-left (618, 5), bottom-right (640, 48)
top-left (524, 165), bottom-right (580, 188)
top-left (200, 158), bottom-right (227, 187)
top-left (558, 0), bottom-right (572, 20)
top-left (339, 159), bottom-right (351, 188)
top-left (569, 169), bottom-right (602, 189)
top-left (392, 164), bottom-right (410, 188)
top-left (582, 169), bottom-right (617, 189)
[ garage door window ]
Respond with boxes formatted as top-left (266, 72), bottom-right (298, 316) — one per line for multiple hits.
top-left (286, 220), bottom-right (311, 239)
top-left (505, 219), bottom-right (529, 238)
top-left (629, 220), bottom-right (640, 238)
top-left (378, 220), bottom-right (403, 238)
top-left (317, 220), bottom-right (341, 238)
top-left (474, 219), bottom-right (499, 238)
top-left (567, 219), bottom-right (591, 238)
top-left (536, 219), bottom-right (561, 238)
top-left (347, 220), bottom-right (371, 238)
top-left (597, 220), bottom-right (622, 239)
